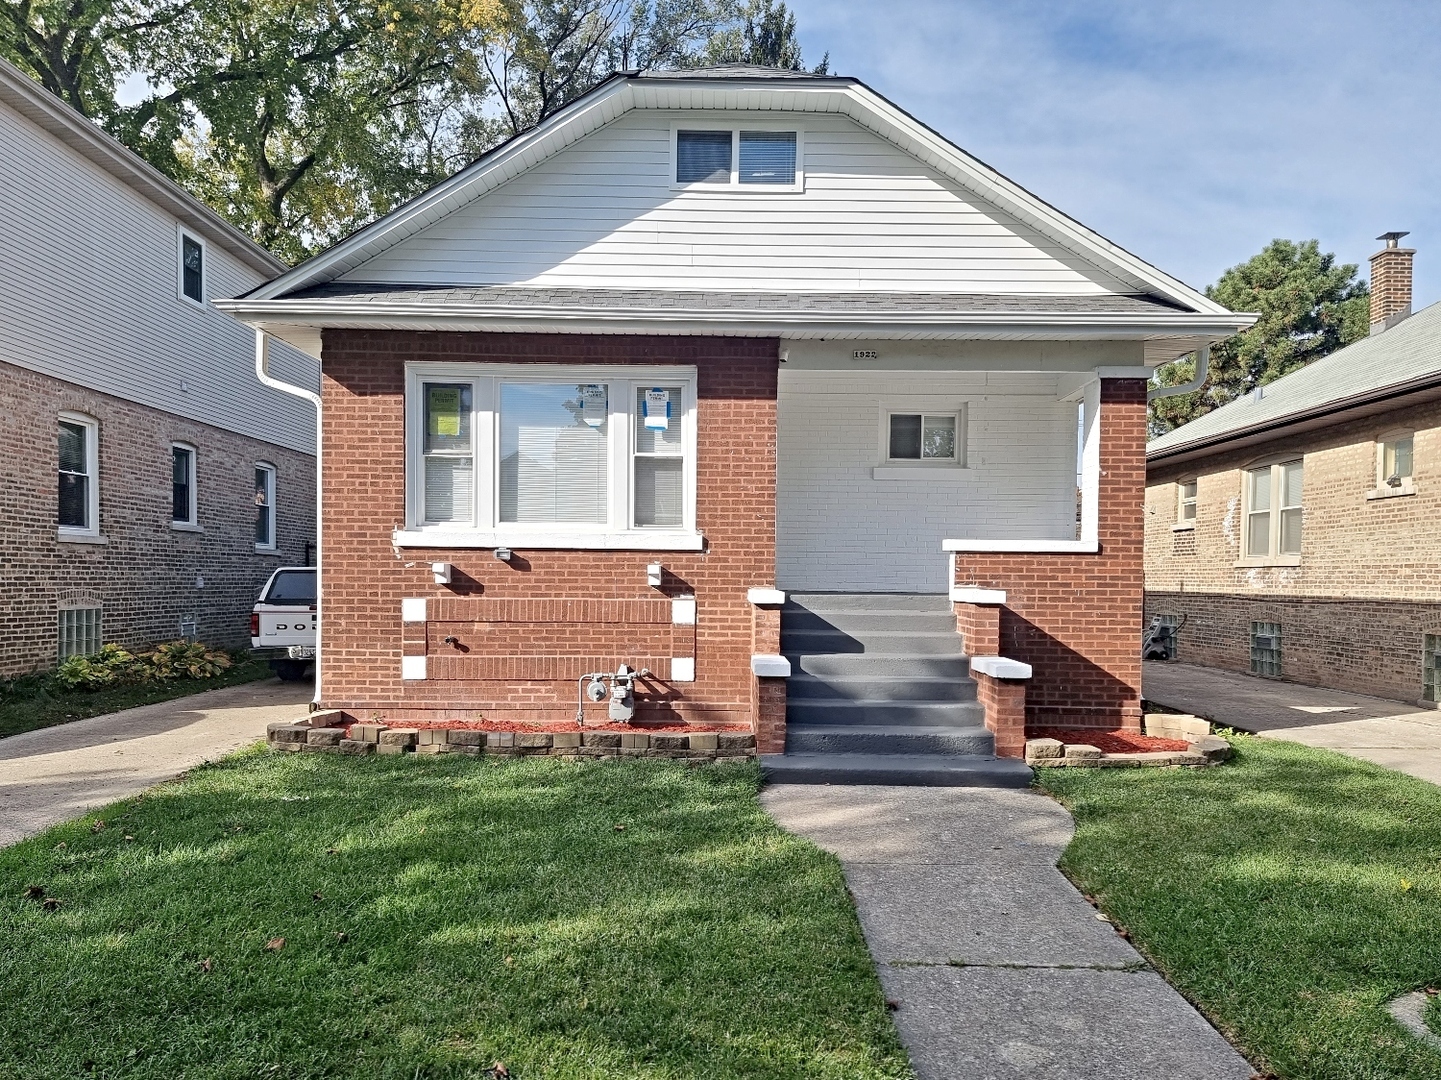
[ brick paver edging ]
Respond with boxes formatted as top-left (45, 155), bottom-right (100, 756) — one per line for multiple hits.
top-left (1024, 713), bottom-right (1233, 769)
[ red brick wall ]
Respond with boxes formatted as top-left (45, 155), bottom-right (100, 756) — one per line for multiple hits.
top-left (952, 378), bottom-right (1146, 731)
top-left (975, 671), bottom-right (1028, 757)
top-left (317, 330), bottom-right (778, 728)
top-left (0, 358), bottom-right (316, 676)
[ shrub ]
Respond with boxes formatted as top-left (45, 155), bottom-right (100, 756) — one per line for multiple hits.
top-left (146, 641), bottom-right (233, 681)
top-left (54, 644), bottom-right (147, 690)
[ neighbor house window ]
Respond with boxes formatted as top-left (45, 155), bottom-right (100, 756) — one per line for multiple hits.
top-left (172, 443), bottom-right (197, 526)
top-left (1177, 479), bottom-right (1197, 524)
top-left (887, 412), bottom-right (961, 463)
top-left (1380, 435), bottom-right (1414, 487)
top-left (1244, 460), bottom-right (1303, 558)
top-left (405, 365), bottom-right (698, 544)
top-left (674, 128), bottom-right (801, 188)
top-left (1251, 621), bottom-right (1282, 677)
top-left (254, 463), bottom-right (276, 550)
top-left (180, 233), bottom-right (204, 302)
top-left (58, 607), bottom-right (102, 660)
top-left (1425, 635), bottom-right (1440, 703)
top-left (58, 413), bottom-right (99, 535)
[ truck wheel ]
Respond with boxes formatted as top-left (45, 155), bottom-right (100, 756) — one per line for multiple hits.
top-left (273, 659), bottom-right (311, 682)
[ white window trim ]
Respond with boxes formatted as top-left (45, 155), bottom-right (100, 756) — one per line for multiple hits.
top-left (1237, 460), bottom-right (1302, 566)
top-left (670, 122), bottom-right (806, 193)
top-left (57, 410), bottom-right (101, 541)
top-left (395, 363), bottom-right (702, 550)
top-left (872, 402), bottom-right (968, 480)
top-left (1174, 479), bottom-right (1197, 530)
top-left (255, 461), bottom-right (278, 552)
top-left (177, 226), bottom-right (206, 306)
top-left (171, 442), bottom-right (200, 529)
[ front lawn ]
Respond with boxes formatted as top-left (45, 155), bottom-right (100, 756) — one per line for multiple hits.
top-left (0, 650), bottom-right (272, 739)
top-left (0, 752), bottom-right (910, 1080)
top-left (1038, 736), bottom-right (1441, 1080)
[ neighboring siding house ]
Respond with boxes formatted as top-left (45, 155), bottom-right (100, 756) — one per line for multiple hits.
top-left (1146, 237), bottom-right (1441, 704)
top-left (220, 66), bottom-right (1251, 778)
top-left (0, 58), bottom-right (317, 676)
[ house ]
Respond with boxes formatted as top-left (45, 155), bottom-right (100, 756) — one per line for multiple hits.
top-left (1145, 236), bottom-right (1441, 704)
top-left (0, 58), bottom-right (317, 676)
top-left (219, 65), bottom-right (1251, 778)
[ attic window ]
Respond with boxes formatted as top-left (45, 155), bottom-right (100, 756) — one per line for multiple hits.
top-left (673, 127), bottom-right (803, 190)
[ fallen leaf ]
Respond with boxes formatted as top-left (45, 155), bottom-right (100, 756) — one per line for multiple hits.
top-left (326, 847), bottom-right (339, 855)
top-left (91, 820), bottom-right (106, 833)
top-left (484, 1062), bottom-right (510, 1079)
top-left (334, 932), bottom-right (349, 944)
top-left (54, 842), bottom-right (66, 851)
top-left (198, 958), bottom-right (213, 973)
top-left (1401, 879), bottom-right (1415, 892)
top-left (41, 897), bottom-right (61, 912)
top-left (312, 891), bottom-right (324, 901)
top-left (124, 836), bottom-right (135, 842)
top-left (613, 823), bottom-right (627, 832)
top-left (22, 885), bottom-right (44, 901)
top-left (503, 955), bottom-right (514, 967)
top-left (264, 937), bottom-right (286, 952)
top-left (885, 999), bottom-right (900, 1011)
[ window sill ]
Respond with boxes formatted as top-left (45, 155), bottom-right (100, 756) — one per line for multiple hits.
top-left (255, 545), bottom-right (282, 556)
top-left (392, 528), bottom-right (705, 551)
top-left (1171, 522), bottom-right (1196, 532)
top-left (872, 466), bottom-right (969, 481)
top-left (1366, 481), bottom-right (1416, 500)
top-left (1234, 555), bottom-right (1301, 568)
top-left (57, 530), bottom-right (107, 545)
top-left (171, 521), bottom-right (204, 533)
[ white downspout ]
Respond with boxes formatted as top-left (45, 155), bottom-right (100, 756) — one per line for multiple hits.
top-left (1147, 345), bottom-right (1210, 402)
top-left (255, 330), bottom-right (324, 706)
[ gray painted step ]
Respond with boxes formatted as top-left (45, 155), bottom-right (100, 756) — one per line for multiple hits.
top-left (787, 673), bottom-right (977, 702)
top-left (786, 592), bottom-right (952, 613)
top-left (787, 699), bottom-right (987, 726)
top-left (781, 630), bottom-right (966, 656)
top-left (786, 724), bottom-right (995, 756)
top-left (782, 609), bottom-right (959, 635)
top-left (789, 653), bottom-right (974, 679)
top-left (761, 752), bottom-right (1032, 788)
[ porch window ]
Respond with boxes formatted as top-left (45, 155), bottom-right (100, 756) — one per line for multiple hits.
top-left (888, 413), bottom-right (959, 462)
top-left (404, 364), bottom-right (699, 548)
top-left (1244, 460), bottom-right (1302, 559)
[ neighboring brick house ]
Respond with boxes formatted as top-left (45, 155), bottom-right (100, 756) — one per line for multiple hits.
top-left (220, 66), bottom-right (1250, 778)
top-left (1146, 236), bottom-right (1441, 704)
top-left (0, 58), bottom-right (317, 676)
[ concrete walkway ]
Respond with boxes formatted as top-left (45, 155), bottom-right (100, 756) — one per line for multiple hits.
top-left (0, 679), bottom-right (311, 847)
top-left (1144, 661), bottom-right (1441, 785)
top-left (762, 784), bottom-right (1253, 1080)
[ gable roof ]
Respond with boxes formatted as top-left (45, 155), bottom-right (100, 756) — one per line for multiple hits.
top-left (0, 57), bottom-right (286, 279)
top-left (1148, 300), bottom-right (1441, 461)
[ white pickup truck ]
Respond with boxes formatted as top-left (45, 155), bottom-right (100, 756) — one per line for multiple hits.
top-left (250, 567), bottom-right (317, 682)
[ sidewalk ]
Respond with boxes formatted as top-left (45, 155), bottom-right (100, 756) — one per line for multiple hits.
top-left (1144, 661), bottom-right (1441, 785)
top-left (761, 784), bottom-right (1254, 1080)
top-left (0, 679), bottom-right (311, 847)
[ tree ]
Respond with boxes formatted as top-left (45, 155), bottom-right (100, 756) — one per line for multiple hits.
top-left (702, 0), bottom-right (827, 72)
top-left (1149, 239), bottom-right (1370, 436)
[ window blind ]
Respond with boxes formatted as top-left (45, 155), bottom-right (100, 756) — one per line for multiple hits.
top-left (499, 383), bottom-right (609, 523)
top-left (676, 131), bottom-right (732, 183)
top-left (58, 421), bottom-right (89, 528)
top-left (739, 131), bottom-right (796, 184)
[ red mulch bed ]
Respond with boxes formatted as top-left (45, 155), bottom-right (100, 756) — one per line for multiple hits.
top-left (1027, 726), bottom-right (1190, 754)
top-left (337, 718), bottom-right (747, 735)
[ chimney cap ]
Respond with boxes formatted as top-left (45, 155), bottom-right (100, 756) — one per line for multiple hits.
top-left (1377, 231), bottom-right (1411, 248)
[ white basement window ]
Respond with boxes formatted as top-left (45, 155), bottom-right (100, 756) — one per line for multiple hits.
top-left (673, 127), bottom-right (802, 190)
top-left (57, 412), bottom-right (100, 537)
top-left (1243, 460), bottom-right (1302, 561)
top-left (398, 364), bottom-right (701, 550)
top-left (254, 463), bottom-right (277, 550)
top-left (58, 606), bottom-right (102, 660)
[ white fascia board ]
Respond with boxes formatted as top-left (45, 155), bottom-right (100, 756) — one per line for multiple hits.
top-left (943, 539), bottom-right (1100, 554)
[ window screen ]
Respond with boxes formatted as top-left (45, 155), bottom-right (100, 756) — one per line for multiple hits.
top-left (499, 383), bottom-right (609, 524)
top-left (58, 420), bottom-right (90, 529)
top-left (59, 607), bottom-right (101, 660)
top-left (739, 131), bottom-right (797, 184)
top-left (889, 414), bottom-right (957, 460)
top-left (422, 383), bottom-right (473, 524)
top-left (676, 130), bottom-right (732, 183)
top-left (181, 235), bottom-right (203, 301)
top-left (634, 386), bottom-right (684, 527)
top-left (172, 446), bottom-right (195, 523)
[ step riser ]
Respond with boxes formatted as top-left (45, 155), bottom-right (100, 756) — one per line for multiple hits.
top-left (781, 632), bottom-right (965, 657)
top-left (787, 700), bottom-right (987, 726)
top-left (760, 755), bottom-right (1033, 789)
top-left (790, 655), bottom-right (973, 679)
top-left (786, 593), bottom-right (952, 613)
top-left (782, 611), bottom-right (958, 635)
top-left (786, 729), bottom-right (995, 755)
top-left (787, 676), bottom-right (977, 702)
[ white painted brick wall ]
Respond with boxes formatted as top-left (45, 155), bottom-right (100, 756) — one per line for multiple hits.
top-left (776, 369), bottom-right (1078, 591)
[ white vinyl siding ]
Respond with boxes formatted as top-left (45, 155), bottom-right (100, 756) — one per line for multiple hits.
top-left (777, 369), bottom-right (1078, 592)
top-left (0, 100), bottom-right (316, 454)
top-left (340, 111), bottom-right (1135, 295)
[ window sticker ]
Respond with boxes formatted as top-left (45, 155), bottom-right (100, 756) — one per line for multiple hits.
top-left (428, 387), bottom-right (462, 437)
top-left (644, 388), bottom-right (671, 430)
top-left (579, 384), bottom-right (608, 428)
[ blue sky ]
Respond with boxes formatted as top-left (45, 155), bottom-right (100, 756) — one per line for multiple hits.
top-left (786, 0), bottom-right (1441, 303)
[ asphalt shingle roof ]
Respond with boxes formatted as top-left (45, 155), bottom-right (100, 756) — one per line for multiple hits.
top-left (1148, 300), bottom-right (1441, 457)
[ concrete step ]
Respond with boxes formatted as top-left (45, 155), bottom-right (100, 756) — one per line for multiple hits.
top-left (785, 724), bottom-right (995, 756)
top-left (787, 672), bottom-right (977, 702)
top-left (786, 698), bottom-right (987, 727)
top-left (789, 653), bottom-right (974, 679)
top-left (786, 592), bottom-right (952, 613)
top-left (761, 752), bottom-right (1033, 788)
top-left (781, 629), bottom-right (966, 657)
top-left (782, 609), bottom-right (958, 635)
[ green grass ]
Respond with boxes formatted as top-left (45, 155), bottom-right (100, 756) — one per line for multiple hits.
top-left (0, 651), bottom-right (272, 739)
top-left (1037, 736), bottom-right (1441, 1080)
top-left (0, 752), bottom-right (910, 1080)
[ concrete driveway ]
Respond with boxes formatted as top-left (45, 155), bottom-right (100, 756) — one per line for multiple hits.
top-left (1144, 660), bottom-right (1441, 784)
top-left (762, 784), bottom-right (1254, 1080)
top-left (0, 678), bottom-right (311, 847)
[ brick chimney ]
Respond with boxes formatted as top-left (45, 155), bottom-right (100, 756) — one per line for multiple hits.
top-left (1370, 231), bottom-right (1415, 335)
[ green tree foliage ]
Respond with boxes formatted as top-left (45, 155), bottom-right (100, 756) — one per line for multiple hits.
top-left (702, 0), bottom-right (827, 72)
top-left (1150, 239), bottom-right (1370, 436)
